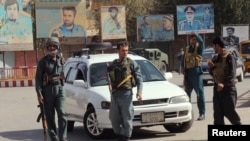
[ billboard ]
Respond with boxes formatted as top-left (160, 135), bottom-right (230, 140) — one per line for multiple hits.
top-left (0, 0), bottom-right (34, 51)
top-left (176, 3), bottom-right (214, 35)
top-left (36, 0), bottom-right (87, 44)
top-left (222, 25), bottom-right (249, 47)
top-left (86, 0), bottom-right (126, 36)
top-left (137, 14), bottom-right (174, 42)
top-left (100, 5), bottom-right (126, 40)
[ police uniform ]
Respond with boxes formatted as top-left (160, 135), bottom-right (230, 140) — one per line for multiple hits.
top-left (50, 24), bottom-right (86, 37)
top-left (138, 23), bottom-right (154, 41)
top-left (183, 33), bottom-right (206, 119)
top-left (35, 37), bottom-right (67, 141)
top-left (154, 28), bottom-right (174, 41)
top-left (108, 57), bottom-right (143, 140)
top-left (209, 49), bottom-right (241, 125)
top-left (178, 20), bottom-right (203, 31)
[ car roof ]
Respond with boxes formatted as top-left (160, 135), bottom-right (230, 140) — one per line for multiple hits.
top-left (66, 53), bottom-right (147, 64)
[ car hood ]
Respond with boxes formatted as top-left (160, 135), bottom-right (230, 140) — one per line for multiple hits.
top-left (90, 81), bottom-right (187, 101)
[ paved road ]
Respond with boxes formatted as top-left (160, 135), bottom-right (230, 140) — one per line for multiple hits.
top-left (0, 72), bottom-right (250, 141)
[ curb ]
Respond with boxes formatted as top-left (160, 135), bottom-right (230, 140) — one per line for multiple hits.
top-left (0, 79), bottom-right (35, 87)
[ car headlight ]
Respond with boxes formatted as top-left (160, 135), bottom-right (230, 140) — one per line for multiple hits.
top-left (101, 101), bottom-right (111, 109)
top-left (169, 95), bottom-right (190, 104)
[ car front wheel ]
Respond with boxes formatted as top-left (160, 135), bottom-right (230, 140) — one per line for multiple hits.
top-left (83, 107), bottom-right (106, 139)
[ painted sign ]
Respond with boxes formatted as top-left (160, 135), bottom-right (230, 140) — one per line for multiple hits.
top-left (36, 0), bottom-right (87, 44)
top-left (176, 3), bottom-right (214, 35)
top-left (100, 5), bottom-right (126, 40)
top-left (86, 0), bottom-right (125, 36)
top-left (222, 25), bottom-right (249, 47)
top-left (0, 0), bottom-right (34, 51)
top-left (137, 14), bottom-right (175, 42)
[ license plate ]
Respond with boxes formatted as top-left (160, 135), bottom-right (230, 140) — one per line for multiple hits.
top-left (141, 111), bottom-right (164, 123)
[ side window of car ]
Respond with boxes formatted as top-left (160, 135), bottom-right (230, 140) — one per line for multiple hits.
top-left (66, 67), bottom-right (78, 84)
top-left (76, 69), bottom-right (84, 81)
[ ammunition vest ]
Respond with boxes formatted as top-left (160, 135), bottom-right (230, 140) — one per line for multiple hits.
top-left (184, 45), bottom-right (203, 69)
top-left (108, 57), bottom-right (136, 90)
top-left (42, 55), bottom-right (64, 87)
top-left (211, 51), bottom-right (230, 83)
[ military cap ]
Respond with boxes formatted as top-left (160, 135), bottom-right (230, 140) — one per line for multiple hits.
top-left (226, 27), bottom-right (235, 32)
top-left (184, 6), bottom-right (196, 13)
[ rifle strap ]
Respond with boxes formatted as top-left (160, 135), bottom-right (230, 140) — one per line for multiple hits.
top-left (117, 74), bottom-right (132, 88)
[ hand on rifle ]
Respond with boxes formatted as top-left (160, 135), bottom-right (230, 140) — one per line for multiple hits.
top-left (38, 95), bottom-right (44, 104)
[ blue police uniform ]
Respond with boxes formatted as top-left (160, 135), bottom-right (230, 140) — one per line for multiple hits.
top-left (202, 13), bottom-right (212, 29)
top-left (183, 33), bottom-right (205, 119)
top-left (154, 28), bottom-right (174, 41)
top-left (138, 23), bottom-right (154, 41)
top-left (108, 57), bottom-right (143, 140)
top-left (50, 24), bottom-right (86, 37)
top-left (178, 20), bottom-right (202, 31)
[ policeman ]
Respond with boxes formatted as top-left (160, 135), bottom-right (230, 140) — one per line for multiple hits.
top-left (183, 32), bottom-right (206, 120)
top-left (35, 37), bottom-right (67, 141)
top-left (208, 37), bottom-right (241, 125)
top-left (108, 41), bottom-right (143, 141)
top-left (178, 6), bottom-right (203, 31)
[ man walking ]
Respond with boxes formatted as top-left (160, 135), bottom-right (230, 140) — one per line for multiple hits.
top-left (107, 41), bottom-right (143, 141)
top-left (35, 37), bottom-right (67, 141)
top-left (208, 37), bottom-right (241, 125)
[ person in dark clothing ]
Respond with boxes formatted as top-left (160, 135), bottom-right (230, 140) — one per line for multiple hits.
top-left (208, 37), bottom-right (241, 125)
top-left (35, 37), bottom-right (67, 141)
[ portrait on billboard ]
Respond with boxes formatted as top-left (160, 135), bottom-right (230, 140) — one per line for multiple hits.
top-left (222, 25), bottom-right (249, 47)
top-left (137, 14), bottom-right (174, 42)
top-left (0, 0), bottom-right (33, 51)
top-left (49, 6), bottom-right (86, 38)
top-left (176, 4), bottom-right (214, 35)
top-left (36, 1), bottom-right (86, 39)
top-left (101, 5), bottom-right (126, 40)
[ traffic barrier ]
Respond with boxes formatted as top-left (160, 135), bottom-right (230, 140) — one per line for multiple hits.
top-left (0, 79), bottom-right (35, 87)
top-left (0, 66), bottom-right (36, 87)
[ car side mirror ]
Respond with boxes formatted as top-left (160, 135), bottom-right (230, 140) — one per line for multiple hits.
top-left (73, 80), bottom-right (87, 88)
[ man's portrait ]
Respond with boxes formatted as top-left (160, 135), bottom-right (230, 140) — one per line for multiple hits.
top-left (178, 6), bottom-right (202, 31)
top-left (223, 27), bottom-right (239, 46)
top-left (0, 0), bottom-right (33, 44)
top-left (154, 15), bottom-right (175, 41)
top-left (101, 5), bottom-right (126, 40)
top-left (176, 4), bottom-right (214, 35)
top-left (138, 15), bottom-right (154, 42)
top-left (50, 6), bottom-right (86, 38)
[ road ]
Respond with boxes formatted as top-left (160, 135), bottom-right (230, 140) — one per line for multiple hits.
top-left (0, 72), bottom-right (250, 141)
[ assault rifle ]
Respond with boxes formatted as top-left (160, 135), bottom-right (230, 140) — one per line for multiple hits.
top-left (37, 102), bottom-right (47, 141)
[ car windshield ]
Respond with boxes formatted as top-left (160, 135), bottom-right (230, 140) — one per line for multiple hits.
top-left (90, 60), bottom-right (165, 87)
top-left (202, 50), bottom-right (214, 62)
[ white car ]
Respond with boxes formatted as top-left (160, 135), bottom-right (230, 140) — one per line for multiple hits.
top-left (63, 44), bottom-right (193, 139)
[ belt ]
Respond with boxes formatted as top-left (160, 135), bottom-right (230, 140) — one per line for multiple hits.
top-left (49, 76), bottom-right (63, 81)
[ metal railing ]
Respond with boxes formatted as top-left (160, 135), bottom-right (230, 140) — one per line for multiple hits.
top-left (0, 66), bottom-right (37, 80)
